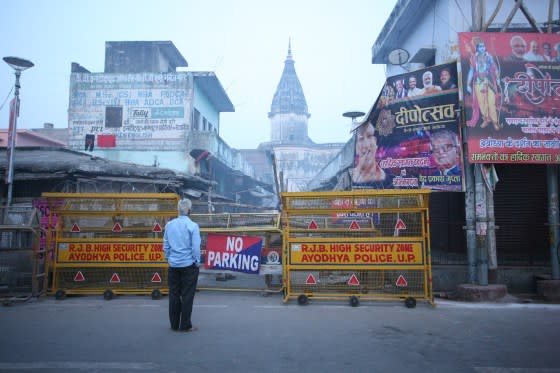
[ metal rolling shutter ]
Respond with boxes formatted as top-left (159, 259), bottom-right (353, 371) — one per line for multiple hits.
top-left (493, 164), bottom-right (549, 265)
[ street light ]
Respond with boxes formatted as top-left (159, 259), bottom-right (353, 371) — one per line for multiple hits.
top-left (3, 56), bottom-right (34, 207)
top-left (343, 110), bottom-right (365, 133)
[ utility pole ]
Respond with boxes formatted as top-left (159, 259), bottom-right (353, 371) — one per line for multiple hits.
top-left (3, 56), bottom-right (34, 208)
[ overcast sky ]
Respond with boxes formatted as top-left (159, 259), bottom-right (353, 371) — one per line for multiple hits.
top-left (0, 0), bottom-right (397, 149)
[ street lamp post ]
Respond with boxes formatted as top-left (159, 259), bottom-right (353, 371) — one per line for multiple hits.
top-left (343, 110), bottom-right (365, 132)
top-left (3, 56), bottom-right (34, 207)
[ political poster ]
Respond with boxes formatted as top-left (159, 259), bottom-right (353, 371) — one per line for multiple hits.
top-left (459, 32), bottom-right (560, 164)
top-left (352, 62), bottom-right (463, 191)
top-left (204, 233), bottom-right (263, 274)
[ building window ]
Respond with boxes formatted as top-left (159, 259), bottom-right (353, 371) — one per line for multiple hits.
top-left (193, 109), bottom-right (200, 131)
top-left (203, 117), bottom-right (207, 131)
top-left (105, 106), bottom-right (123, 128)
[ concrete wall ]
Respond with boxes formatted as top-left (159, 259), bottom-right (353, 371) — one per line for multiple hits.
top-left (270, 113), bottom-right (310, 143)
top-left (274, 145), bottom-right (343, 191)
top-left (433, 265), bottom-right (551, 294)
top-left (193, 81), bottom-right (220, 134)
top-left (307, 139), bottom-right (355, 190)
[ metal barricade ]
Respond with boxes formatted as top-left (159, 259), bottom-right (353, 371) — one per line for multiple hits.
top-left (190, 212), bottom-right (283, 294)
top-left (0, 207), bottom-right (45, 303)
top-left (43, 193), bottom-right (179, 300)
top-left (281, 189), bottom-right (434, 307)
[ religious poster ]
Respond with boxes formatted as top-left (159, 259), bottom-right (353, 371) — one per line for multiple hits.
top-left (459, 32), bottom-right (560, 164)
top-left (352, 62), bottom-right (463, 191)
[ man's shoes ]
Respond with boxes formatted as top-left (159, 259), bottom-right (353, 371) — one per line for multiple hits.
top-left (179, 326), bottom-right (198, 333)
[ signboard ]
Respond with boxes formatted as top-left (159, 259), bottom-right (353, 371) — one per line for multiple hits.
top-left (33, 199), bottom-right (64, 252)
top-left (259, 247), bottom-right (282, 275)
top-left (352, 62), bottom-right (463, 191)
top-left (459, 32), bottom-right (560, 164)
top-left (289, 242), bottom-right (424, 266)
top-left (57, 242), bottom-right (165, 263)
top-left (204, 233), bottom-right (263, 274)
top-left (68, 72), bottom-right (191, 151)
top-left (330, 198), bottom-right (380, 225)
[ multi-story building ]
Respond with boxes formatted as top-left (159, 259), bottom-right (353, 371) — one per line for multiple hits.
top-left (67, 41), bottom-right (274, 209)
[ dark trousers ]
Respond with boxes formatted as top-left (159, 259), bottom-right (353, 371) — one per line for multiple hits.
top-left (168, 264), bottom-right (199, 330)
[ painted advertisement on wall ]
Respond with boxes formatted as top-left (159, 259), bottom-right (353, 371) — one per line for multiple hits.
top-left (352, 62), bottom-right (463, 191)
top-left (459, 32), bottom-right (560, 164)
top-left (68, 72), bottom-right (192, 151)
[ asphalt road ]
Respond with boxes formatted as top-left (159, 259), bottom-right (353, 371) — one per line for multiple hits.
top-left (0, 291), bottom-right (559, 373)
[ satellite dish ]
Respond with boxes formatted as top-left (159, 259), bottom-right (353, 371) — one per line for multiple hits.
top-left (387, 48), bottom-right (410, 65)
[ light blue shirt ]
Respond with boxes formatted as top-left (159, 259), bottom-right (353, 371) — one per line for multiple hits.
top-left (163, 215), bottom-right (201, 268)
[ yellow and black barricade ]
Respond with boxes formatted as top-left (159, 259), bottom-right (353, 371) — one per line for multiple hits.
top-left (281, 189), bottom-right (433, 307)
top-left (43, 193), bottom-right (179, 300)
top-left (0, 207), bottom-right (45, 303)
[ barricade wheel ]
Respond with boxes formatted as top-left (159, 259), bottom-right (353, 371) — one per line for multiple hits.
top-left (151, 289), bottom-right (162, 300)
top-left (349, 296), bottom-right (360, 307)
top-left (297, 294), bottom-right (309, 306)
top-left (404, 297), bottom-right (416, 308)
top-left (103, 289), bottom-right (114, 300)
top-left (54, 290), bottom-right (66, 300)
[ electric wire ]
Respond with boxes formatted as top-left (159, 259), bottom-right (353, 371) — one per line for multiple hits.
top-left (0, 87), bottom-right (14, 112)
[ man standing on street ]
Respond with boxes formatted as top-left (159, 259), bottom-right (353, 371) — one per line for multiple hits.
top-left (163, 198), bottom-right (201, 332)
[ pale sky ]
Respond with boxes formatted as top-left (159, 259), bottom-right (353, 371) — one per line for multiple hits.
top-left (0, 0), bottom-right (397, 149)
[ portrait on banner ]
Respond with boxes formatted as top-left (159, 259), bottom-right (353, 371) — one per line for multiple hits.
top-left (352, 62), bottom-right (464, 191)
top-left (459, 32), bottom-right (560, 164)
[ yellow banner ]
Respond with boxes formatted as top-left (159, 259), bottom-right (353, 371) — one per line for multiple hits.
top-left (57, 242), bottom-right (165, 263)
top-left (290, 242), bottom-right (424, 265)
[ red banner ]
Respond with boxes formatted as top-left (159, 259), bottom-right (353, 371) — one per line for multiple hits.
top-left (459, 32), bottom-right (560, 164)
top-left (204, 234), bottom-right (263, 274)
top-left (97, 134), bottom-right (116, 147)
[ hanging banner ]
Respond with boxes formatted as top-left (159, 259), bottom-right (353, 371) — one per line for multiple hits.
top-left (352, 62), bottom-right (463, 191)
top-left (204, 233), bottom-right (263, 274)
top-left (459, 32), bottom-right (560, 164)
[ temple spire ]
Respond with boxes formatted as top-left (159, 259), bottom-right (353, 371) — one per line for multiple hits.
top-left (268, 40), bottom-right (311, 144)
top-left (269, 40), bottom-right (308, 117)
top-left (287, 38), bottom-right (292, 60)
